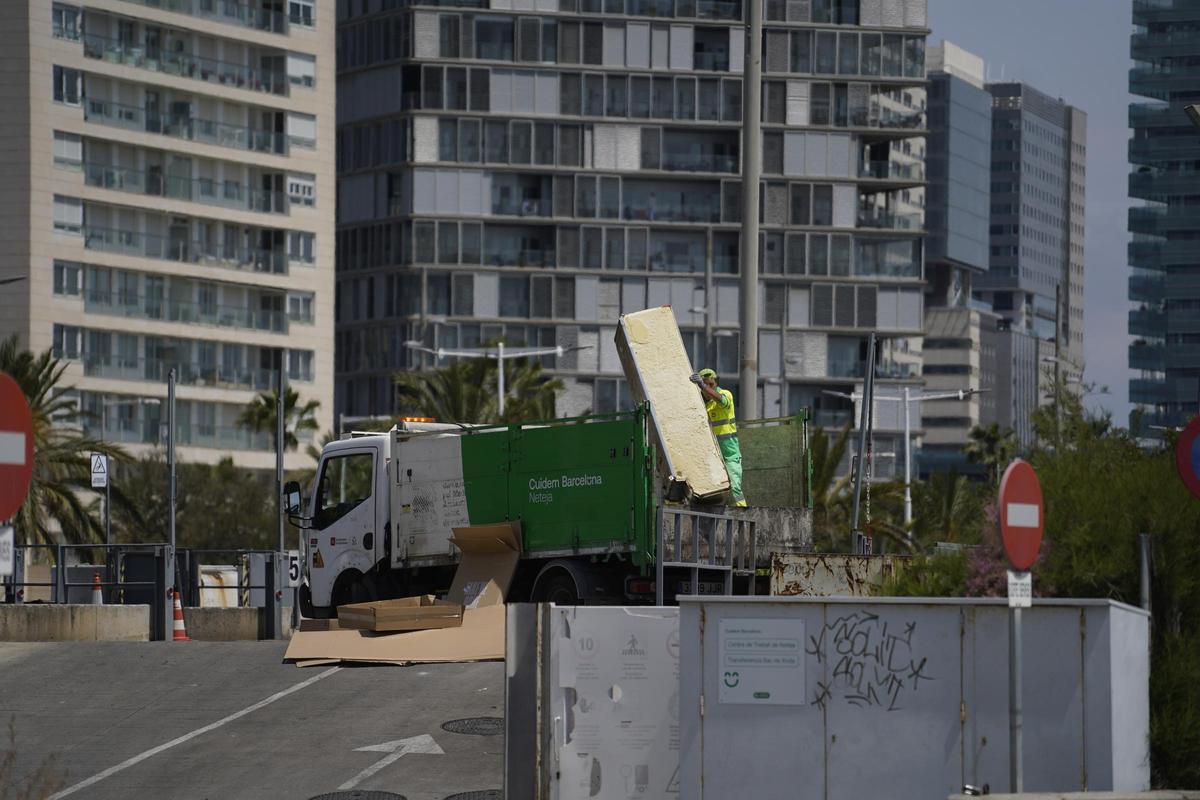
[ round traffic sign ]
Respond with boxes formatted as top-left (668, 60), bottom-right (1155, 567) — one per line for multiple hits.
top-left (999, 459), bottom-right (1044, 571)
top-left (1175, 416), bottom-right (1200, 500)
top-left (0, 372), bottom-right (33, 523)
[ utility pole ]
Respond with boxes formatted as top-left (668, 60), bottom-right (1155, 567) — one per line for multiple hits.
top-left (276, 350), bottom-right (286, 554)
top-left (167, 368), bottom-right (176, 591)
top-left (738, 0), bottom-right (762, 423)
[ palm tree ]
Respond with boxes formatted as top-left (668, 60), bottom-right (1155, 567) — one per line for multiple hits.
top-left (237, 387), bottom-right (320, 451)
top-left (965, 423), bottom-right (1019, 484)
top-left (913, 470), bottom-right (984, 546)
top-left (808, 424), bottom-right (853, 549)
top-left (0, 336), bottom-right (129, 546)
top-left (394, 355), bottom-right (564, 424)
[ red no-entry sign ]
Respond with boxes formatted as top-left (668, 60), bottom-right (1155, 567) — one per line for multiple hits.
top-left (0, 372), bottom-right (34, 522)
top-left (1175, 416), bottom-right (1200, 500)
top-left (999, 459), bottom-right (1043, 571)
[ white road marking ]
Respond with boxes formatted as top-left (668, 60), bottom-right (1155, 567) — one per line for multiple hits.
top-left (48, 666), bottom-right (341, 799)
top-left (1006, 502), bottom-right (1039, 528)
top-left (0, 431), bottom-right (25, 465)
top-left (339, 734), bottom-right (444, 790)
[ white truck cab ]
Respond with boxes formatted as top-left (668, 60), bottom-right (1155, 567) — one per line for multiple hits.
top-left (298, 422), bottom-right (470, 617)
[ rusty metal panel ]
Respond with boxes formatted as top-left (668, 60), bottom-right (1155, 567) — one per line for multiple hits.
top-left (769, 554), bottom-right (910, 597)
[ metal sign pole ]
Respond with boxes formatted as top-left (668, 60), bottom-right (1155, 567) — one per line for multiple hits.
top-left (1009, 601), bottom-right (1023, 793)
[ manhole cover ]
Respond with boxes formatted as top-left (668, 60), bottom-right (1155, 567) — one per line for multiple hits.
top-left (443, 792), bottom-right (502, 800)
top-left (309, 793), bottom-right (406, 800)
top-left (441, 717), bottom-right (503, 736)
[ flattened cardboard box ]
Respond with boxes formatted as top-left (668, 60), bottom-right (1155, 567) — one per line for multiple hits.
top-left (337, 595), bottom-right (464, 632)
top-left (284, 522), bottom-right (521, 666)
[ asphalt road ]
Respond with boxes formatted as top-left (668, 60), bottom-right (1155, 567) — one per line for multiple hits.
top-left (0, 642), bottom-right (504, 800)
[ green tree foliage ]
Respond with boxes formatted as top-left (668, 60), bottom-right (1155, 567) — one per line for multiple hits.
top-left (236, 387), bottom-right (320, 452)
top-left (911, 470), bottom-right (985, 546)
top-left (965, 423), bottom-right (1019, 484)
top-left (394, 355), bottom-right (564, 424)
top-left (113, 453), bottom-right (276, 552)
top-left (0, 336), bottom-right (131, 546)
top-left (886, 394), bottom-right (1200, 788)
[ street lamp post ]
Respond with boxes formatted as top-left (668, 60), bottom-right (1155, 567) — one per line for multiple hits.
top-left (403, 343), bottom-right (592, 418)
top-left (825, 386), bottom-right (985, 539)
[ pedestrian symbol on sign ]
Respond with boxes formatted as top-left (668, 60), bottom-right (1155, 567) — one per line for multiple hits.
top-left (90, 453), bottom-right (108, 489)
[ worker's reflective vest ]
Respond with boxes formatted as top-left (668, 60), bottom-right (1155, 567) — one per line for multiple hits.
top-left (706, 388), bottom-right (738, 442)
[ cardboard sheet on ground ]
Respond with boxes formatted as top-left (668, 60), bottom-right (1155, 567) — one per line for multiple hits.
top-left (615, 307), bottom-right (729, 499)
top-left (284, 522), bottom-right (520, 666)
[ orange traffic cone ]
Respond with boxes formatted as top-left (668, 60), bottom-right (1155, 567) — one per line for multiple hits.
top-left (171, 590), bottom-right (190, 641)
top-left (91, 572), bottom-right (103, 606)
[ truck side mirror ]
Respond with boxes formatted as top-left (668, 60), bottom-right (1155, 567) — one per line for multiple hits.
top-left (284, 480), bottom-right (303, 515)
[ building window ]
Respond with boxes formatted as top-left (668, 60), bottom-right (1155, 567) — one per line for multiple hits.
top-left (53, 196), bottom-right (83, 234)
top-left (289, 0), bottom-right (315, 27)
top-left (287, 173), bottom-right (316, 207)
top-left (287, 350), bottom-right (314, 381)
top-left (52, 65), bottom-right (81, 106)
top-left (53, 260), bottom-right (81, 296)
top-left (288, 231), bottom-right (315, 264)
top-left (52, 4), bottom-right (81, 40)
top-left (287, 293), bottom-right (313, 323)
top-left (53, 131), bottom-right (83, 169)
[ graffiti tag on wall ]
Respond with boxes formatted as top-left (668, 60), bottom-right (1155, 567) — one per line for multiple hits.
top-left (806, 611), bottom-right (935, 711)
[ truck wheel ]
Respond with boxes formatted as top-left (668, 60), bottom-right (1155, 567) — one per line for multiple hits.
top-left (537, 572), bottom-right (580, 605)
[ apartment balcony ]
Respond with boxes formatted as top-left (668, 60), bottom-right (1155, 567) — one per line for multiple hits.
top-left (826, 360), bottom-right (921, 380)
top-left (1128, 102), bottom-right (1183, 129)
top-left (1131, 29), bottom-right (1200, 58)
top-left (81, 32), bottom-right (289, 96)
top-left (79, 352), bottom-right (281, 391)
top-left (857, 209), bottom-right (923, 232)
top-left (1130, 135), bottom-right (1200, 165)
top-left (1133, 0), bottom-right (1200, 24)
top-left (1130, 377), bottom-right (1169, 405)
top-left (1129, 205), bottom-right (1200, 234)
top-left (811, 408), bottom-right (854, 429)
top-left (858, 160), bottom-right (925, 185)
top-left (1129, 170), bottom-right (1200, 200)
top-left (81, 289), bottom-right (289, 333)
top-left (1167, 307), bottom-right (1200, 333)
top-left (82, 162), bottom-right (289, 215)
top-left (1129, 307), bottom-right (1167, 336)
top-left (1129, 64), bottom-right (1200, 96)
top-left (660, 151), bottom-right (739, 174)
top-left (1128, 238), bottom-right (1200, 266)
top-left (117, 0), bottom-right (292, 35)
top-left (1128, 271), bottom-right (1166, 302)
top-left (83, 414), bottom-right (274, 451)
top-left (1128, 342), bottom-right (1165, 371)
top-left (80, 225), bottom-right (293, 275)
top-left (83, 98), bottom-right (289, 155)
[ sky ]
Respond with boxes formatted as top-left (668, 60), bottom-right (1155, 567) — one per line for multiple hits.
top-left (927, 0), bottom-right (1134, 423)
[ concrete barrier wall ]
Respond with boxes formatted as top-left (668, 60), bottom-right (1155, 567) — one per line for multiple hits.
top-left (948, 793), bottom-right (1200, 800)
top-left (0, 605), bottom-right (149, 641)
top-left (183, 607), bottom-right (295, 641)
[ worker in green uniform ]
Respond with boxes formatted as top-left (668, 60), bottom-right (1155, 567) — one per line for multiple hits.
top-left (690, 368), bottom-right (747, 507)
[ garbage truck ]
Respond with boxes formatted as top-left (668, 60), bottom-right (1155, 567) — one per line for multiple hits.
top-left (289, 405), bottom-right (812, 618)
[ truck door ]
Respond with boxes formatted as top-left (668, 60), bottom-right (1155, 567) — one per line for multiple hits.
top-left (308, 447), bottom-right (378, 605)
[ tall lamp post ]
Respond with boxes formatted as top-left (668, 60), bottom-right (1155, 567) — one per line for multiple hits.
top-left (824, 386), bottom-right (985, 538)
top-left (403, 343), bottom-right (592, 417)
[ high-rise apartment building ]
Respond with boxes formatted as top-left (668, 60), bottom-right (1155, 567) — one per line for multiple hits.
top-left (919, 42), bottom-right (993, 472)
top-left (1129, 0), bottom-right (1200, 430)
top-left (977, 81), bottom-right (1086, 446)
top-left (334, 0), bottom-right (929, 445)
top-left (0, 0), bottom-right (335, 470)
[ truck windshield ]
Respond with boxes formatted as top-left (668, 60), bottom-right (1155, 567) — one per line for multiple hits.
top-left (313, 452), bottom-right (373, 530)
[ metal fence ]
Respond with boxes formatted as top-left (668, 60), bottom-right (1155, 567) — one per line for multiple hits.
top-left (2, 543), bottom-right (291, 640)
top-left (655, 506), bottom-right (756, 605)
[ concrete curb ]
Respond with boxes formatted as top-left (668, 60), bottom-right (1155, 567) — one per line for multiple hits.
top-left (0, 604), bottom-right (149, 641)
top-left (948, 793), bottom-right (1200, 800)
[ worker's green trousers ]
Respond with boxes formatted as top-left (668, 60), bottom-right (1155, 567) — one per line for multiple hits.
top-left (719, 436), bottom-right (747, 508)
